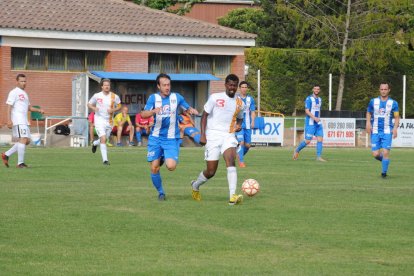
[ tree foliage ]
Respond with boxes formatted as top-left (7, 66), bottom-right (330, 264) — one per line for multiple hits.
top-left (132, 0), bottom-right (203, 15)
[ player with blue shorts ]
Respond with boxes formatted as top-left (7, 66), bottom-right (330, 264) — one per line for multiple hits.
top-left (293, 84), bottom-right (326, 162)
top-left (140, 73), bottom-right (198, 200)
top-left (366, 82), bottom-right (400, 178)
top-left (236, 81), bottom-right (256, 168)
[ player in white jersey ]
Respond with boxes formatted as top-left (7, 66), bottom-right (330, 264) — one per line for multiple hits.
top-left (191, 74), bottom-right (245, 205)
top-left (87, 79), bottom-right (121, 165)
top-left (2, 74), bottom-right (44, 168)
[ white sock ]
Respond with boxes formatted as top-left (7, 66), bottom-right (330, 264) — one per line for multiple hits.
top-left (192, 171), bottom-right (208, 191)
top-left (93, 140), bottom-right (100, 146)
top-left (17, 142), bottom-right (26, 165)
top-left (227, 166), bottom-right (237, 197)
top-left (5, 143), bottom-right (18, 157)
top-left (100, 143), bottom-right (108, 162)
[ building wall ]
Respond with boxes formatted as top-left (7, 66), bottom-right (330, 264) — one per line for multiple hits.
top-left (106, 51), bottom-right (148, 72)
top-left (184, 3), bottom-right (255, 24)
top-left (209, 54), bottom-right (246, 94)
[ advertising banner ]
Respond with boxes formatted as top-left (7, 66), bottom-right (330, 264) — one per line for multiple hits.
top-left (310, 118), bottom-right (356, 147)
top-left (251, 117), bottom-right (284, 146)
top-left (393, 119), bottom-right (414, 147)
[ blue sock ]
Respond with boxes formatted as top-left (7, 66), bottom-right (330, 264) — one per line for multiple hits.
top-left (238, 145), bottom-right (244, 162)
top-left (243, 147), bottom-right (250, 156)
top-left (151, 172), bottom-right (164, 195)
top-left (296, 140), bottom-right (307, 153)
top-left (382, 159), bottom-right (390, 174)
top-left (135, 131), bottom-right (142, 142)
top-left (375, 154), bottom-right (383, 161)
top-left (316, 141), bottom-right (323, 157)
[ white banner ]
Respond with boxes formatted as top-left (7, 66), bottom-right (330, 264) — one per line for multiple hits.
top-left (310, 118), bottom-right (356, 147)
top-left (252, 117), bottom-right (284, 146)
top-left (393, 119), bottom-right (414, 147)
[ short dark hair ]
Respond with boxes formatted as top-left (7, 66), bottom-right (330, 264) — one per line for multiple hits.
top-left (380, 82), bottom-right (391, 89)
top-left (100, 78), bottom-right (111, 86)
top-left (225, 74), bottom-right (239, 84)
top-left (156, 73), bottom-right (171, 85)
top-left (16, 73), bottom-right (26, 81)
top-left (313, 84), bottom-right (320, 88)
top-left (239, 81), bottom-right (249, 88)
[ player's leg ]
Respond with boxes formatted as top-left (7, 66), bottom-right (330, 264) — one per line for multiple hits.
top-left (191, 138), bottom-right (221, 201)
top-left (370, 134), bottom-right (382, 161)
top-left (293, 125), bottom-right (314, 160)
top-left (315, 126), bottom-right (326, 161)
top-left (13, 125), bottom-right (31, 168)
top-left (100, 125), bottom-right (112, 165)
top-left (162, 138), bottom-right (180, 171)
top-left (236, 129), bottom-right (245, 166)
top-left (135, 127), bottom-right (142, 146)
top-left (147, 136), bottom-right (166, 200)
top-left (244, 129), bottom-right (252, 156)
top-left (127, 126), bottom-right (135, 146)
top-left (89, 122), bottom-right (95, 145)
top-left (380, 134), bottom-right (392, 178)
top-left (116, 122), bottom-right (124, 146)
top-left (2, 126), bottom-right (19, 167)
top-left (222, 134), bottom-right (242, 204)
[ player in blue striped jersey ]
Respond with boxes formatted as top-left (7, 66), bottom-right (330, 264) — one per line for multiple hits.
top-left (366, 82), bottom-right (400, 178)
top-left (236, 81), bottom-right (256, 168)
top-left (141, 73), bottom-right (199, 200)
top-left (293, 85), bottom-right (326, 161)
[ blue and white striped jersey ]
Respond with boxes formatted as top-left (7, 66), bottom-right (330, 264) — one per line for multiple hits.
top-left (238, 94), bottom-right (256, 130)
top-left (367, 97), bottom-right (399, 134)
top-left (144, 92), bottom-right (190, 139)
top-left (305, 95), bottom-right (322, 127)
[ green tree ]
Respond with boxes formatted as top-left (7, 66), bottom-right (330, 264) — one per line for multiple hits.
top-left (132, 0), bottom-right (203, 15)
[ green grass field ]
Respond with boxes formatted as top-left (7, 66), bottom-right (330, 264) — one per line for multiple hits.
top-left (1, 146), bottom-right (413, 275)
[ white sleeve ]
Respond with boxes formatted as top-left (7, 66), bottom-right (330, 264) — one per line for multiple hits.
top-left (6, 90), bottom-right (15, 106)
top-left (88, 94), bottom-right (97, 105)
top-left (115, 95), bottom-right (121, 106)
top-left (204, 95), bottom-right (215, 114)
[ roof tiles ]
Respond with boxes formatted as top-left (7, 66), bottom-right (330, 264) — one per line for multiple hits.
top-left (0, 0), bottom-right (256, 39)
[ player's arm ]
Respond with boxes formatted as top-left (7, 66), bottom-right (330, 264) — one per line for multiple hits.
top-left (250, 109), bottom-right (256, 129)
top-left (365, 112), bottom-right (372, 135)
top-left (6, 104), bottom-right (13, 128)
top-left (29, 105), bottom-right (45, 114)
top-left (393, 112), bottom-right (400, 139)
top-left (87, 96), bottom-right (98, 113)
top-left (305, 108), bottom-right (319, 123)
top-left (199, 111), bottom-right (208, 145)
top-left (141, 95), bottom-right (160, 118)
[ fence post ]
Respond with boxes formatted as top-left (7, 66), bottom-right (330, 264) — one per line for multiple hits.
top-left (293, 118), bottom-right (297, 147)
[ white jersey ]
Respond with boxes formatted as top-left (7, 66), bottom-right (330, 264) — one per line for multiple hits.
top-left (6, 87), bottom-right (30, 126)
top-left (88, 91), bottom-right (120, 125)
top-left (204, 92), bottom-right (244, 138)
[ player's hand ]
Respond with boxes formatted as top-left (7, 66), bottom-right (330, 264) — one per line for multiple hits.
top-left (199, 135), bottom-right (207, 146)
top-left (152, 107), bottom-right (162, 115)
top-left (234, 124), bottom-right (242, 133)
top-left (392, 128), bottom-right (398, 139)
top-left (314, 117), bottom-right (320, 123)
top-left (187, 107), bottom-right (199, 115)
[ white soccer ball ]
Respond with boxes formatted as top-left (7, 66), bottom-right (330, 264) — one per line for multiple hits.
top-left (241, 179), bottom-right (260, 197)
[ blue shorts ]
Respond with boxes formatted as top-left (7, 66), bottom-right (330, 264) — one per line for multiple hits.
top-left (371, 133), bottom-right (392, 151)
top-left (147, 136), bottom-right (180, 162)
top-left (305, 124), bottom-right (323, 140)
top-left (236, 129), bottom-right (252, 144)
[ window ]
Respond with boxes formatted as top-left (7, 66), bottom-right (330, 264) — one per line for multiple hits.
top-left (149, 54), bottom-right (231, 76)
top-left (11, 48), bottom-right (106, 71)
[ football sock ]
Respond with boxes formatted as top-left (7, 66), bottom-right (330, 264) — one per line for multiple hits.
top-left (5, 143), bottom-right (18, 157)
top-left (17, 142), bottom-right (26, 165)
top-left (296, 140), bottom-right (307, 153)
top-left (193, 134), bottom-right (201, 144)
top-left (93, 140), bottom-right (99, 146)
top-left (375, 154), bottom-right (383, 161)
top-left (382, 159), bottom-right (390, 174)
top-left (192, 171), bottom-right (208, 191)
top-left (227, 166), bottom-right (237, 197)
top-left (316, 141), bottom-right (323, 157)
top-left (151, 172), bottom-right (164, 195)
top-left (238, 145), bottom-right (245, 162)
top-left (243, 146), bottom-right (250, 156)
top-left (135, 131), bottom-right (142, 142)
top-left (100, 143), bottom-right (108, 162)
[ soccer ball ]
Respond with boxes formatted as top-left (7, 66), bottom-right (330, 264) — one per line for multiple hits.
top-left (241, 179), bottom-right (260, 197)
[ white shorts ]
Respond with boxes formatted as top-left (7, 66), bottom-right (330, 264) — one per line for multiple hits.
top-left (204, 132), bottom-right (238, 161)
top-left (13, 125), bottom-right (31, 139)
top-left (94, 119), bottom-right (112, 138)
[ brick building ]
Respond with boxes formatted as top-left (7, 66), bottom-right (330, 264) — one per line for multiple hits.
top-left (0, 0), bottom-right (255, 124)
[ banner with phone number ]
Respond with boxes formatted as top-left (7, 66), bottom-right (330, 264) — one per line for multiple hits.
top-left (310, 118), bottom-right (356, 147)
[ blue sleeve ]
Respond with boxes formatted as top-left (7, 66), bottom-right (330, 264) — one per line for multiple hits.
top-left (305, 97), bottom-right (311, 110)
top-left (250, 96), bottom-right (256, 111)
top-left (392, 100), bottom-right (399, 113)
top-left (177, 93), bottom-right (190, 110)
top-left (178, 115), bottom-right (183, 123)
top-left (367, 99), bottom-right (373, 113)
top-left (144, 94), bottom-right (155, 111)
